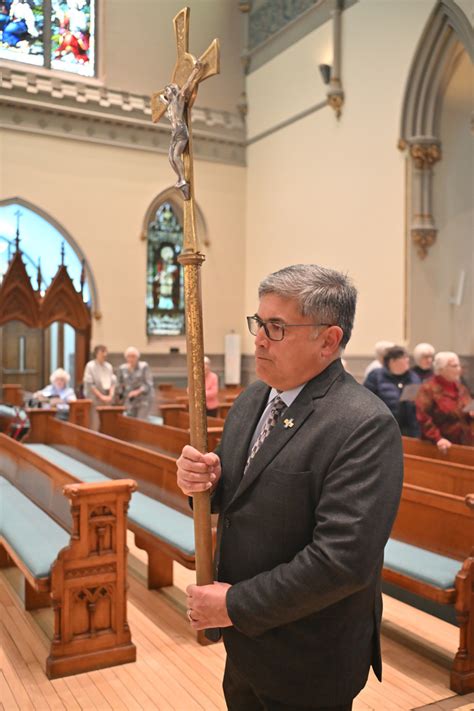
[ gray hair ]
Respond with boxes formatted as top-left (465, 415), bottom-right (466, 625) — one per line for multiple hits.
top-left (124, 346), bottom-right (140, 358)
top-left (413, 342), bottom-right (435, 365)
top-left (258, 264), bottom-right (357, 347)
top-left (433, 351), bottom-right (458, 374)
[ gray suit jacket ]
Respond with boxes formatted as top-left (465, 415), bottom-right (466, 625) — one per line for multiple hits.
top-left (212, 359), bottom-right (403, 706)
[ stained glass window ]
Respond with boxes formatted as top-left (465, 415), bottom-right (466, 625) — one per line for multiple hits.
top-left (146, 203), bottom-right (185, 337)
top-left (51, 0), bottom-right (95, 77)
top-left (0, 0), bottom-right (96, 76)
top-left (0, 1), bottom-right (44, 66)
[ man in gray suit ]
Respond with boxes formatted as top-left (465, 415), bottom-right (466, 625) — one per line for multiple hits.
top-left (177, 264), bottom-right (403, 711)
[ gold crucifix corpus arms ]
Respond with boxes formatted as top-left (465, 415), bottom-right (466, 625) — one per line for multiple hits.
top-left (151, 7), bottom-right (220, 202)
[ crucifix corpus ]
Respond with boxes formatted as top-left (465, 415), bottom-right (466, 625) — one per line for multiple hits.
top-left (151, 8), bottom-right (220, 590)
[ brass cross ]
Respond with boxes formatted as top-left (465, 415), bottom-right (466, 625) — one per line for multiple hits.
top-left (151, 7), bottom-right (220, 124)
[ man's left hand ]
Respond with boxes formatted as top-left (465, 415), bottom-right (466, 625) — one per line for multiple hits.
top-left (186, 582), bottom-right (232, 630)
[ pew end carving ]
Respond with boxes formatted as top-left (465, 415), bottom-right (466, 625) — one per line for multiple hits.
top-left (47, 479), bottom-right (137, 678)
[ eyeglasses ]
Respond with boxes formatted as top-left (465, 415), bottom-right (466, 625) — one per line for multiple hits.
top-left (246, 315), bottom-right (332, 342)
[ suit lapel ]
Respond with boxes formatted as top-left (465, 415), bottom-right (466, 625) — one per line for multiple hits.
top-left (225, 359), bottom-right (345, 509)
top-left (226, 389), bottom-right (315, 508)
top-left (226, 383), bottom-right (270, 493)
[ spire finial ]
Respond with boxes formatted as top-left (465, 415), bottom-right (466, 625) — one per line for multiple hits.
top-left (14, 209), bottom-right (22, 252)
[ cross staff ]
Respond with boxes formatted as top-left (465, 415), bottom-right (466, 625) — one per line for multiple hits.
top-left (151, 8), bottom-right (220, 592)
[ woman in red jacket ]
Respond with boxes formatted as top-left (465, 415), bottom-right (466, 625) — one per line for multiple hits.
top-left (416, 351), bottom-right (473, 452)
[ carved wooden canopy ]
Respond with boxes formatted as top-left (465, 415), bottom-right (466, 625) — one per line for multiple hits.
top-left (0, 250), bottom-right (91, 331)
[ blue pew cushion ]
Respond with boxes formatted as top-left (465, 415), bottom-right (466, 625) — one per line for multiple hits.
top-left (25, 444), bottom-right (195, 557)
top-left (384, 538), bottom-right (460, 590)
top-left (0, 476), bottom-right (69, 579)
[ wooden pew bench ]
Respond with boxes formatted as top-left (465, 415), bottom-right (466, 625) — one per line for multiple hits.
top-left (383, 483), bottom-right (474, 694)
top-left (159, 405), bottom-right (225, 430)
top-left (403, 436), bottom-right (474, 466)
top-left (97, 406), bottom-right (223, 456)
top-left (26, 412), bottom-right (216, 611)
top-left (0, 434), bottom-right (136, 678)
top-left (403, 453), bottom-right (474, 497)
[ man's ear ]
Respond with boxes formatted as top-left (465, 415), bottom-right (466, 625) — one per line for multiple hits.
top-left (320, 326), bottom-right (344, 358)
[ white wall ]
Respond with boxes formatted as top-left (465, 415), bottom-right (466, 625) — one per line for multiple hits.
top-left (409, 50), bottom-right (474, 354)
top-left (0, 130), bottom-right (246, 356)
top-left (244, 0), bottom-right (436, 356)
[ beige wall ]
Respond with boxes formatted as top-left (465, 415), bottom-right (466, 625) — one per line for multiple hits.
top-left (244, 0), bottom-right (436, 356)
top-left (0, 130), bottom-right (246, 356)
top-left (409, 50), bottom-right (474, 354)
top-left (103, 0), bottom-right (245, 115)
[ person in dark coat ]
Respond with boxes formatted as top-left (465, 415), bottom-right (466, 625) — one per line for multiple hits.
top-left (411, 342), bottom-right (435, 381)
top-left (177, 264), bottom-right (403, 710)
top-left (364, 345), bottom-right (421, 437)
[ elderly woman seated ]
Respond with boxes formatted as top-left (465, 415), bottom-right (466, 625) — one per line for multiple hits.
top-left (416, 351), bottom-right (473, 452)
top-left (117, 346), bottom-right (154, 419)
top-left (33, 368), bottom-right (76, 415)
top-left (411, 342), bottom-right (435, 381)
top-left (364, 345), bottom-right (421, 437)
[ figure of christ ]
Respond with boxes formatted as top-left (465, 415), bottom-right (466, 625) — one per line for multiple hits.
top-left (159, 60), bottom-right (204, 200)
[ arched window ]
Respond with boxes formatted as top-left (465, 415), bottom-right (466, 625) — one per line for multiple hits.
top-left (146, 202), bottom-right (185, 337)
top-left (0, 199), bottom-right (96, 390)
top-left (0, 0), bottom-right (96, 78)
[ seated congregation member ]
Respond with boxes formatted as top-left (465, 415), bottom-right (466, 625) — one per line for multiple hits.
top-left (363, 339), bottom-right (394, 379)
top-left (33, 368), bottom-right (76, 417)
top-left (364, 346), bottom-right (421, 437)
top-left (177, 264), bottom-right (403, 711)
top-left (204, 356), bottom-right (219, 416)
top-left (416, 351), bottom-right (473, 452)
top-left (117, 346), bottom-right (154, 419)
top-left (83, 344), bottom-right (116, 430)
top-left (411, 342), bottom-right (435, 381)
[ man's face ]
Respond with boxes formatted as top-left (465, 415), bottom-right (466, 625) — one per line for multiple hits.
top-left (96, 349), bottom-right (107, 364)
top-left (253, 293), bottom-right (337, 391)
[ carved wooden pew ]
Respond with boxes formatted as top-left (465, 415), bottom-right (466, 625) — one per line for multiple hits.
top-left (0, 433), bottom-right (136, 678)
top-left (403, 453), bottom-right (474, 497)
top-left (383, 482), bottom-right (474, 693)
top-left (26, 411), bottom-right (216, 597)
top-left (403, 436), bottom-right (474, 466)
top-left (159, 404), bottom-right (225, 430)
top-left (1, 383), bottom-right (23, 406)
top-left (97, 406), bottom-right (223, 455)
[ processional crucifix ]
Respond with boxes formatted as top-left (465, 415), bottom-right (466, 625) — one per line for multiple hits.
top-left (151, 8), bottom-right (220, 591)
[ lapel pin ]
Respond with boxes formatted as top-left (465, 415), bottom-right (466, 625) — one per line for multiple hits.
top-left (283, 418), bottom-right (294, 429)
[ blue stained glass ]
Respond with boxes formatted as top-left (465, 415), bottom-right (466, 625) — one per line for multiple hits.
top-left (50, 0), bottom-right (95, 77)
top-left (0, 0), bottom-right (44, 66)
top-left (146, 203), bottom-right (185, 337)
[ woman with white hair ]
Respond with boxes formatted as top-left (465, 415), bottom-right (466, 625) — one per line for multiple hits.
top-left (363, 340), bottom-right (395, 379)
top-left (34, 368), bottom-right (76, 415)
top-left (411, 342), bottom-right (435, 382)
top-left (416, 351), bottom-right (473, 452)
top-left (117, 346), bottom-right (154, 419)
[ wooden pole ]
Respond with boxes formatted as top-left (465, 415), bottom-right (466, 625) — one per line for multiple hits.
top-left (151, 8), bottom-right (220, 588)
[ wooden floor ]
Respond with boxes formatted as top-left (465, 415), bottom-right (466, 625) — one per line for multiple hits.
top-left (0, 534), bottom-right (461, 710)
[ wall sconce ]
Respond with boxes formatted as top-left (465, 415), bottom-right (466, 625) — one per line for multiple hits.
top-left (319, 64), bottom-right (331, 85)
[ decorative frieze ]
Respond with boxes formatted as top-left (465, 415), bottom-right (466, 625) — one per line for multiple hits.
top-left (0, 67), bottom-right (246, 166)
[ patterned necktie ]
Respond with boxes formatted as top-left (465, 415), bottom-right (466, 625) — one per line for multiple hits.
top-left (244, 395), bottom-right (285, 474)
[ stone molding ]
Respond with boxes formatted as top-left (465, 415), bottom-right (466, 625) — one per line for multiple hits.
top-left (0, 66), bottom-right (246, 166)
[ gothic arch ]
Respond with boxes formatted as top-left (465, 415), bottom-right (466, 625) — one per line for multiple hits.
top-left (399, 0), bottom-right (473, 257)
top-left (139, 187), bottom-right (209, 247)
top-left (0, 197), bottom-right (101, 319)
